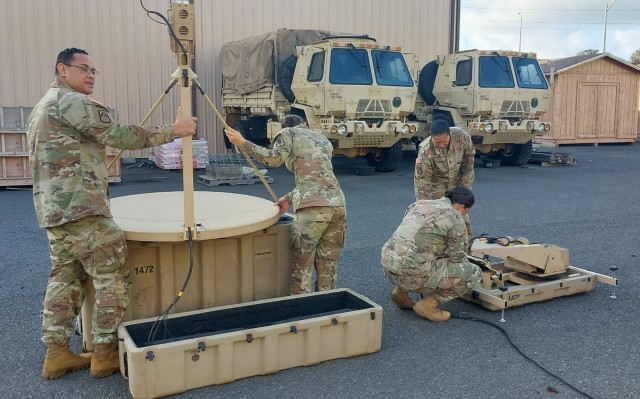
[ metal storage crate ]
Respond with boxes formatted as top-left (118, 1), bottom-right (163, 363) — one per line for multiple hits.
top-left (208, 152), bottom-right (268, 169)
top-left (205, 164), bottom-right (243, 179)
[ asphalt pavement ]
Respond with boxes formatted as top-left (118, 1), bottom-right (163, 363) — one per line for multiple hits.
top-left (1, 144), bottom-right (638, 399)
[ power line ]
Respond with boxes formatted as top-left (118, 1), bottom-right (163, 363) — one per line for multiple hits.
top-left (462, 19), bottom-right (640, 26)
top-left (462, 6), bottom-right (640, 11)
top-left (460, 25), bottom-right (635, 31)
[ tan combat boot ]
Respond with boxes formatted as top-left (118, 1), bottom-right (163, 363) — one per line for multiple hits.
top-left (413, 295), bottom-right (451, 322)
top-left (90, 343), bottom-right (120, 378)
top-left (42, 342), bottom-right (92, 379)
top-left (391, 287), bottom-right (416, 309)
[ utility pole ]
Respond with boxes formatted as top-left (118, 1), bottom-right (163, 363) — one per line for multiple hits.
top-left (518, 12), bottom-right (523, 52)
top-left (603, 0), bottom-right (618, 53)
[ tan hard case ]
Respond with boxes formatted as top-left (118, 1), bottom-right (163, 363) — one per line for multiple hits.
top-left (118, 288), bottom-right (383, 399)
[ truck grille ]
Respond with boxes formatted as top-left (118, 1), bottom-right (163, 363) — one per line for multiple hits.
top-left (500, 100), bottom-right (530, 117)
top-left (354, 136), bottom-right (388, 146)
top-left (355, 99), bottom-right (391, 118)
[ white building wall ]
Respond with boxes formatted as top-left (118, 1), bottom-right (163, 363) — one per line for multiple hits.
top-left (0, 0), bottom-right (455, 155)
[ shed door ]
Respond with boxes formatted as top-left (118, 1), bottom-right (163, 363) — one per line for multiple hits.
top-left (576, 82), bottom-right (619, 139)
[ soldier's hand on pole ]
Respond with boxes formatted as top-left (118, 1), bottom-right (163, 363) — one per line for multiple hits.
top-left (173, 106), bottom-right (198, 137)
top-left (224, 127), bottom-right (246, 147)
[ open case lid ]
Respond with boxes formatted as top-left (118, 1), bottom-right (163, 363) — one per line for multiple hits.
top-left (111, 191), bottom-right (279, 242)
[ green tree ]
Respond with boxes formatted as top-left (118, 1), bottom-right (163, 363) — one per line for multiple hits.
top-left (630, 49), bottom-right (640, 66)
top-left (576, 49), bottom-right (599, 56)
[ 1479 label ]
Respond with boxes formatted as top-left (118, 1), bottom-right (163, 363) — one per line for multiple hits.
top-left (507, 293), bottom-right (520, 301)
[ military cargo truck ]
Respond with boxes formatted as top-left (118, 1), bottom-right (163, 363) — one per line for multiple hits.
top-left (412, 50), bottom-right (551, 165)
top-left (220, 29), bottom-right (421, 172)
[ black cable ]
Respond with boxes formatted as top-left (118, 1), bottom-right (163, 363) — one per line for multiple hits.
top-left (146, 227), bottom-right (195, 344)
top-left (473, 233), bottom-right (532, 246)
top-left (139, 0), bottom-right (188, 56)
top-left (136, 0), bottom-right (194, 345)
top-left (452, 314), bottom-right (600, 399)
top-left (138, 0), bottom-right (165, 25)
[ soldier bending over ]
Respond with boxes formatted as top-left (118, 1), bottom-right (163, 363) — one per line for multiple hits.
top-left (225, 115), bottom-right (346, 294)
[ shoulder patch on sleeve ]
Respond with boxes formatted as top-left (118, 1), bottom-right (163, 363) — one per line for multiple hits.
top-left (87, 100), bottom-right (113, 129)
top-left (98, 109), bottom-right (111, 124)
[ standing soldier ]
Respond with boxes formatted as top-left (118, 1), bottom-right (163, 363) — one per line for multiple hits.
top-left (414, 114), bottom-right (475, 242)
top-left (381, 187), bottom-right (482, 321)
top-left (28, 48), bottom-right (197, 380)
top-left (225, 115), bottom-right (347, 294)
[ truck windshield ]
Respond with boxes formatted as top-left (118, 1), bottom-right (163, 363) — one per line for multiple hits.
top-left (371, 50), bottom-right (414, 87)
top-left (478, 55), bottom-right (514, 88)
top-left (512, 57), bottom-right (548, 89)
top-left (329, 48), bottom-right (373, 85)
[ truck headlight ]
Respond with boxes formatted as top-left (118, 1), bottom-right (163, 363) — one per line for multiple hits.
top-left (537, 123), bottom-right (546, 133)
top-left (401, 124), bottom-right (411, 135)
top-left (337, 124), bottom-right (348, 135)
top-left (483, 123), bottom-right (494, 133)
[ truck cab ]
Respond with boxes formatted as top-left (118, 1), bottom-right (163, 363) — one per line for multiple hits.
top-left (221, 30), bottom-right (421, 172)
top-left (415, 50), bottom-right (552, 165)
top-left (284, 36), bottom-right (420, 171)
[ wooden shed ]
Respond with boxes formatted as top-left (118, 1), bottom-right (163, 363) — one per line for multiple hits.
top-left (539, 53), bottom-right (640, 146)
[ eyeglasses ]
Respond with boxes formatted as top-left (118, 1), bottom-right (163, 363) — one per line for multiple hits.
top-left (63, 64), bottom-right (99, 77)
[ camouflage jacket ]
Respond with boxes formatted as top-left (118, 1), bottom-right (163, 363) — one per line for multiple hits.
top-left (27, 81), bottom-right (175, 228)
top-left (242, 124), bottom-right (345, 210)
top-left (414, 127), bottom-right (475, 200)
top-left (381, 197), bottom-right (468, 275)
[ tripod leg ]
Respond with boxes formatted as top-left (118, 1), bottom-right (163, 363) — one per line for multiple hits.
top-left (193, 79), bottom-right (279, 204)
top-left (108, 78), bottom-right (179, 170)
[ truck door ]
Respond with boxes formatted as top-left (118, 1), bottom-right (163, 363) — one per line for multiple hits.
top-left (403, 52), bottom-right (420, 83)
top-left (293, 47), bottom-right (326, 114)
top-left (449, 56), bottom-right (474, 116)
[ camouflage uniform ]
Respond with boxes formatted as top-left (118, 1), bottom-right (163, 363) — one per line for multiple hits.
top-left (414, 127), bottom-right (475, 238)
top-left (242, 124), bottom-right (347, 294)
top-left (28, 81), bottom-right (177, 345)
top-left (381, 198), bottom-right (481, 303)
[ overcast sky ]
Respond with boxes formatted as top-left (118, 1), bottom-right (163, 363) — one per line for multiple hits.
top-left (459, 0), bottom-right (639, 61)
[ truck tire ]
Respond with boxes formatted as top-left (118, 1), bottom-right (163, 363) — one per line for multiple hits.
top-left (278, 55), bottom-right (298, 103)
top-left (418, 60), bottom-right (438, 106)
top-left (498, 140), bottom-right (533, 166)
top-left (367, 141), bottom-right (403, 172)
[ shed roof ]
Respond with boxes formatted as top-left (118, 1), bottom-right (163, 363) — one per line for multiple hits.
top-left (540, 52), bottom-right (640, 76)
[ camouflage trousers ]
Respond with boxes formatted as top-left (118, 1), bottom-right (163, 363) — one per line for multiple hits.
top-left (385, 257), bottom-right (481, 303)
top-left (43, 215), bottom-right (130, 345)
top-left (290, 206), bottom-right (347, 294)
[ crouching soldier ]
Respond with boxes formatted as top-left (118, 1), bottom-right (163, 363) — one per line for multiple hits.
top-left (381, 186), bottom-right (482, 321)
